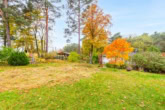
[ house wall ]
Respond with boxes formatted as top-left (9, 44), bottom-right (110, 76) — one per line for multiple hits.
top-left (102, 56), bottom-right (110, 64)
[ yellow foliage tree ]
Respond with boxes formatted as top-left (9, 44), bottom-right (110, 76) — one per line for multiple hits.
top-left (82, 4), bottom-right (112, 63)
top-left (103, 38), bottom-right (134, 65)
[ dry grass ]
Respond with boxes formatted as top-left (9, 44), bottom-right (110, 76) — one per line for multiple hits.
top-left (0, 61), bottom-right (98, 92)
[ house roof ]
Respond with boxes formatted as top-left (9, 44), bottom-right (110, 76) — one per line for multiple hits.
top-left (57, 51), bottom-right (70, 56)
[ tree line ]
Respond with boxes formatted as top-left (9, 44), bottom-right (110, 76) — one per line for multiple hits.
top-left (0, 0), bottom-right (98, 56)
top-left (0, 0), bottom-right (164, 64)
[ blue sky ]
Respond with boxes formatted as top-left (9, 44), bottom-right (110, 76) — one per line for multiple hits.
top-left (50, 0), bottom-right (165, 50)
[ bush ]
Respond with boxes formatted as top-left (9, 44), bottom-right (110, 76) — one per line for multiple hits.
top-left (106, 63), bottom-right (115, 68)
top-left (132, 52), bottom-right (165, 73)
top-left (105, 63), bottom-right (127, 69)
top-left (131, 53), bottom-right (146, 70)
top-left (147, 46), bottom-right (160, 52)
top-left (92, 53), bottom-right (99, 64)
top-left (8, 52), bottom-right (29, 66)
top-left (0, 47), bottom-right (14, 61)
top-left (68, 52), bottom-right (80, 62)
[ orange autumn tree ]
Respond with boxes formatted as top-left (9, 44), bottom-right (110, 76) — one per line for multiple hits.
top-left (82, 4), bottom-right (112, 64)
top-left (103, 38), bottom-right (134, 65)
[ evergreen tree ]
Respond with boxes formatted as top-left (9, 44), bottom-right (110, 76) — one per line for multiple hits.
top-left (65, 0), bottom-right (96, 54)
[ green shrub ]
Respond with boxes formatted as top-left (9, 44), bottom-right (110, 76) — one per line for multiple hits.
top-left (68, 52), bottom-right (80, 62)
top-left (132, 52), bottom-right (165, 73)
top-left (106, 63), bottom-right (115, 68)
top-left (105, 63), bottom-right (127, 69)
top-left (0, 47), bottom-right (14, 61)
top-left (8, 52), bottom-right (29, 66)
top-left (131, 53), bottom-right (146, 69)
top-left (147, 46), bottom-right (160, 52)
top-left (92, 53), bottom-right (99, 64)
top-left (120, 64), bottom-right (127, 69)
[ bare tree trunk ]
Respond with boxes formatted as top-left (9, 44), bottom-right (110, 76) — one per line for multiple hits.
top-left (5, 20), bottom-right (11, 47)
top-left (78, 0), bottom-right (81, 54)
top-left (34, 26), bottom-right (40, 57)
top-left (89, 45), bottom-right (93, 64)
top-left (40, 36), bottom-right (44, 57)
top-left (45, 7), bottom-right (49, 53)
top-left (3, 0), bottom-right (11, 47)
top-left (4, 35), bottom-right (7, 46)
top-left (43, 36), bottom-right (46, 52)
top-left (3, 28), bottom-right (7, 46)
top-left (99, 54), bottom-right (103, 67)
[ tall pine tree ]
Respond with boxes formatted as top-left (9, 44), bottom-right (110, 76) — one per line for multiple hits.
top-left (65, 0), bottom-right (96, 54)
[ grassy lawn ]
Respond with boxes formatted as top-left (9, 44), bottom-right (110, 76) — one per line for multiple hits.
top-left (0, 61), bottom-right (164, 110)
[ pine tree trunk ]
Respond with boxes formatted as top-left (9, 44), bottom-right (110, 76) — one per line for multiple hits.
top-left (5, 21), bottom-right (11, 47)
top-left (45, 7), bottom-right (49, 53)
top-left (41, 37), bottom-right (44, 56)
top-left (78, 0), bottom-right (81, 54)
top-left (3, 0), bottom-right (11, 47)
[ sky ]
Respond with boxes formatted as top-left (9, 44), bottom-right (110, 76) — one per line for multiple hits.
top-left (49, 0), bottom-right (165, 50)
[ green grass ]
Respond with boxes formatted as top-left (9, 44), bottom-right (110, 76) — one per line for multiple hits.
top-left (0, 67), bottom-right (164, 110)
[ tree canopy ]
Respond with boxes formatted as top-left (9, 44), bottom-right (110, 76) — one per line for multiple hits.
top-left (82, 4), bottom-right (112, 63)
top-left (104, 38), bottom-right (134, 65)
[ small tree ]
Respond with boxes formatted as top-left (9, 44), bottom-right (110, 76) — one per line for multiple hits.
top-left (103, 38), bottom-right (134, 65)
top-left (68, 52), bottom-right (80, 62)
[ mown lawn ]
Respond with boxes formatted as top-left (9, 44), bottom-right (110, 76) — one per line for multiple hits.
top-left (0, 62), bottom-right (164, 110)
